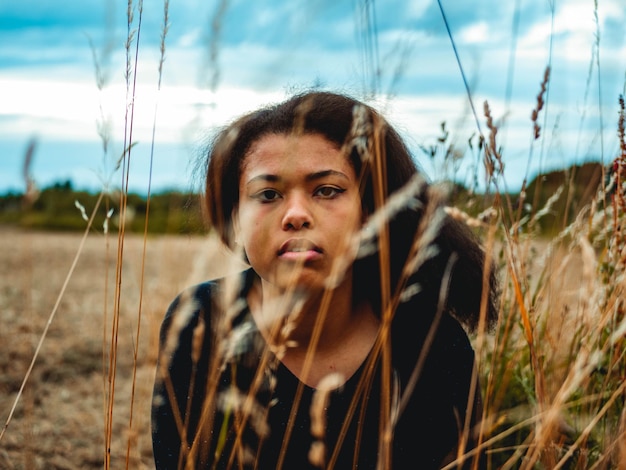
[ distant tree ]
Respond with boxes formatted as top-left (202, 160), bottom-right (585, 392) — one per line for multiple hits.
top-left (52, 180), bottom-right (73, 191)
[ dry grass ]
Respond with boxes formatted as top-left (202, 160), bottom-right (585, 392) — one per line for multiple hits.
top-left (0, 228), bottom-right (240, 469)
top-left (0, 222), bottom-right (606, 469)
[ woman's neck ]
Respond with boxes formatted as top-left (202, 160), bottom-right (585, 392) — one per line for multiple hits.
top-left (254, 274), bottom-right (353, 343)
top-left (248, 274), bottom-right (380, 388)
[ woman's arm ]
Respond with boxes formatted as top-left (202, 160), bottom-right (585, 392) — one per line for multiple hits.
top-left (152, 284), bottom-right (213, 469)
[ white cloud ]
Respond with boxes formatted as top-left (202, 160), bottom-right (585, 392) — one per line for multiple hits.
top-left (0, 73), bottom-right (288, 146)
top-left (404, 0), bottom-right (431, 21)
top-left (1, 0), bottom-right (623, 193)
top-left (177, 29), bottom-right (203, 48)
top-left (458, 21), bottom-right (490, 45)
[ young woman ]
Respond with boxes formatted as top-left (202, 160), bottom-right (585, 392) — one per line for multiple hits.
top-left (152, 91), bottom-right (499, 469)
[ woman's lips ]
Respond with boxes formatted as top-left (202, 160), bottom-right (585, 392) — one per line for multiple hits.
top-left (278, 239), bottom-right (323, 262)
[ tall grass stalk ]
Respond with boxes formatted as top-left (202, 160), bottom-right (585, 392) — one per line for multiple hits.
top-left (104, 0), bottom-right (144, 467)
top-left (125, 1), bottom-right (169, 466)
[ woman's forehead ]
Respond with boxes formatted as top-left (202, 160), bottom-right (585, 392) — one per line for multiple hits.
top-left (241, 133), bottom-right (350, 176)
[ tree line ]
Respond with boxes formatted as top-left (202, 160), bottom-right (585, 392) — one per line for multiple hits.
top-left (0, 180), bottom-right (205, 234)
top-left (0, 161), bottom-right (604, 236)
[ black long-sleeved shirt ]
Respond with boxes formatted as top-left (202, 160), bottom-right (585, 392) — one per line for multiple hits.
top-left (152, 269), bottom-right (482, 469)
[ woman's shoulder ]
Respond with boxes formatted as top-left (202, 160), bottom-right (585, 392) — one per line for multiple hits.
top-left (160, 281), bottom-right (214, 332)
top-left (158, 268), bottom-right (254, 345)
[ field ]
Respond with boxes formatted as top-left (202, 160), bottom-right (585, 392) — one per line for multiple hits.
top-left (0, 228), bottom-right (244, 469)
top-left (3, 216), bottom-right (623, 469)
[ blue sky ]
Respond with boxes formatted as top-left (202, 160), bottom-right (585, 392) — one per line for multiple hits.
top-left (1, 0), bottom-right (625, 195)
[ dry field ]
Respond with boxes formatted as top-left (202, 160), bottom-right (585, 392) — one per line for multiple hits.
top-left (0, 226), bottom-right (594, 469)
top-left (0, 228), bottom-right (244, 469)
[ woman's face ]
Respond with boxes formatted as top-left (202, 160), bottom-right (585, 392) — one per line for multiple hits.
top-left (236, 133), bottom-right (363, 293)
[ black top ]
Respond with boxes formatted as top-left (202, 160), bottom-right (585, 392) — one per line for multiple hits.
top-left (152, 269), bottom-right (482, 469)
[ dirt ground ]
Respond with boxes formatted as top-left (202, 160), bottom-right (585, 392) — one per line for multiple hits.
top-left (0, 228), bottom-right (244, 469)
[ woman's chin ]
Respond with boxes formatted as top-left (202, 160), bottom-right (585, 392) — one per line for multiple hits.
top-left (268, 271), bottom-right (328, 295)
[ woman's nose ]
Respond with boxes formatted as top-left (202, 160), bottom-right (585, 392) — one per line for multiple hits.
top-left (282, 193), bottom-right (312, 230)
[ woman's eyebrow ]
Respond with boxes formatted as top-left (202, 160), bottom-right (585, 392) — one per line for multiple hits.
top-left (305, 170), bottom-right (349, 182)
top-left (246, 174), bottom-right (280, 185)
top-left (246, 170), bottom-right (349, 185)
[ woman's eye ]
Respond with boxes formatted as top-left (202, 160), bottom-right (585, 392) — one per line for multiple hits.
top-left (315, 186), bottom-right (344, 198)
top-left (255, 189), bottom-right (281, 202)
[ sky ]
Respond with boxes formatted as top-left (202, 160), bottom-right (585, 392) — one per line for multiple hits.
top-left (1, 0), bottom-right (625, 195)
